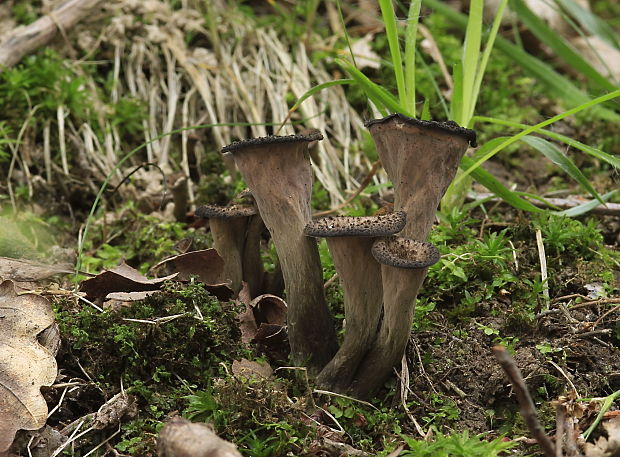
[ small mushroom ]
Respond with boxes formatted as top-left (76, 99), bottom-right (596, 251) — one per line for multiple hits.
top-left (222, 133), bottom-right (338, 373)
top-left (195, 203), bottom-right (257, 296)
top-left (304, 211), bottom-right (407, 392)
top-left (351, 236), bottom-right (440, 398)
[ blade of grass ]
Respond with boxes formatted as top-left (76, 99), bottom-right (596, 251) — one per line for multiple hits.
top-left (337, 58), bottom-right (411, 116)
top-left (511, 0), bottom-right (617, 92)
top-left (520, 135), bottom-right (604, 204)
top-left (472, 116), bottom-right (620, 168)
top-left (462, 156), bottom-right (543, 212)
top-left (277, 79), bottom-right (354, 133)
top-left (454, 89), bottom-right (620, 185)
top-left (555, 0), bottom-right (620, 50)
top-left (404, 0), bottom-right (422, 115)
top-left (379, 0), bottom-right (407, 107)
top-left (458, 0), bottom-right (483, 126)
top-left (450, 62), bottom-right (464, 123)
top-left (557, 190), bottom-right (618, 217)
top-left (468, 0), bottom-right (508, 124)
top-left (422, 0), bottom-right (620, 122)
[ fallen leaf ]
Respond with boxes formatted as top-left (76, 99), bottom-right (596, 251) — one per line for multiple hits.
top-left (250, 294), bottom-right (287, 326)
top-left (158, 416), bottom-right (242, 457)
top-left (585, 417), bottom-right (620, 457)
top-left (237, 294), bottom-right (288, 344)
top-left (231, 359), bottom-right (273, 379)
top-left (0, 256), bottom-right (73, 282)
top-left (0, 279), bottom-right (58, 453)
top-left (152, 249), bottom-right (234, 300)
top-left (80, 262), bottom-right (177, 301)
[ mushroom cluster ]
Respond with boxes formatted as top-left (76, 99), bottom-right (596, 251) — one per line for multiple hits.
top-left (198, 115), bottom-right (475, 397)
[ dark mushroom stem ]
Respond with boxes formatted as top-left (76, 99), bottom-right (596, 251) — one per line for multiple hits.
top-left (350, 114), bottom-right (475, 397)
top-left (304, 211), bottom-right (407, 393)
top-left (222, 133), bottom-right (338, 373)
top-left (351, 236), bottom-right (440, 398)
top-left (195, 204), bottom-right (256, 295)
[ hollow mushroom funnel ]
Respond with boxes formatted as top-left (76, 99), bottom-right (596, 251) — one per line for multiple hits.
top-left (304, 211), bottom-right (407, 393)
top-left (351, 114), bottom-right (475, 397)
top-left (195, 204), bottom-right (258, 296)
top-left (222, 133), bottom-right (338, 373)
top-left (351, 236), bottom-right (441, 398)
top-left (366, 114), bottom-right (476, 240)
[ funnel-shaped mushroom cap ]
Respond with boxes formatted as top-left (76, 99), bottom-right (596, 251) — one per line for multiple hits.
top-left (221, 131), bottom-right (324, 153)
top-left (195, 204), bottom-right (256, 219)
top-left (364, 114), bottom-right (477, 147)
top-left (371, 236), bottom-right (440, 269)
top-left (304, 211), bottom-right (406, 238)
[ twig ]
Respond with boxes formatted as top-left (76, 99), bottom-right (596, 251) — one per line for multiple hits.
top-left (0, 0), bottom-right (103, 69)
top-left (536, 297), bottom-right (620, 319)
top-left (493, 345), bottom-right (556, 457)
top-left (535, 229), bottom-right (550, 308)
top-left (468, 192), bottom-right (620, 216)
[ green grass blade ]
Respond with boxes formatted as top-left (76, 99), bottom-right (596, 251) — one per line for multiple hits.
top-left (557, 190), bottom-right (618, 217)
top-left (337, 59), bottom-right (409, 116)
top-left (462, 156), bottom-right (543, 212)
top-left (457, 0), bottom-right (483, 126)
top-left (278, 79), bottom-right (354, 132)
top-left (473, 116), bottom-right (620, 168)
top-left (450, 63), bottom-right (464, 123)
top-left (421, 98), bottom-right (431, 120)
top-left (511, 0), bottom-right (617, 92)
top-left (520, 135), bottom-right (604, 204)
top-left (468, 0), bottom-right (508, 124)
top-left (454, 89), bottom-right (620, 185)
top-left (422, 0), bottom-right (620, 122)
top-left (379, 0), bottom-right (407, 107)
top-left (404, 0), bottom-right (422, 114)
top-left (555, 0), bottom-right (620, 50)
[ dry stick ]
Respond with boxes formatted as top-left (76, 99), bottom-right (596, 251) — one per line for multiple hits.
top-left (468, 192), bottom-right (620, 216)
top-left (536, 297), bottom-right (620, 319)
top-left (493, 345), bottom-right (557, 457)
top-left (0, 0), bottom-right (103, 69)
top-left (536, 229), bottom-right (550, 308)
top-left (313, 160), bottom-right (382, 217)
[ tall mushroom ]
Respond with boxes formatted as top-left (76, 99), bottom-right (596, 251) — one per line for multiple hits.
top-left (366, 114), bottom-right (476, 240)
top-left (222, 133), bottom-right (338, 373)
top-left (304, 211), bottom-right (407, 392)
top-left (351, 236), bottom-right (440, 398)
top-left (351, 114), bottom-right (475, 397)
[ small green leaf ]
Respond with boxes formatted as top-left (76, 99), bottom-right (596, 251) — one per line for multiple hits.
top-left (520, 135), bottom-right (604, 204)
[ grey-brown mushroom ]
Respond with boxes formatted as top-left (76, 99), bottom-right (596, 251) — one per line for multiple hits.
top-left (304, 211), bottom-right (407, 392)
top-left (195, 203), bottom-right (258, 296)
top-left (221, 133), bottom-right (338, 373)
top-left (353, 114), bottom-right (473, 397)
top-left (351, 236), bottom-right (440, 398)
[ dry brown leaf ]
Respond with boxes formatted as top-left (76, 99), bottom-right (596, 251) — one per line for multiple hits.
top-left (158, 416), bottom-right (242, 457)
top-left (237, 294), bottom-right (288, 344)
top-left (231, 359), bottom-right (273, 379)
top-left (153, 249), bottom-right (227, 285)
top-left (585, 417), bottom-right (620, 457)
top-left (0, 279), bottom-right (58, 453)
top-left (0, 256), bottom-right (73, 282)
top-left (80, 262), bottom-right (177, 301)
top-left (152, 249), bottom-right (234, 300)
